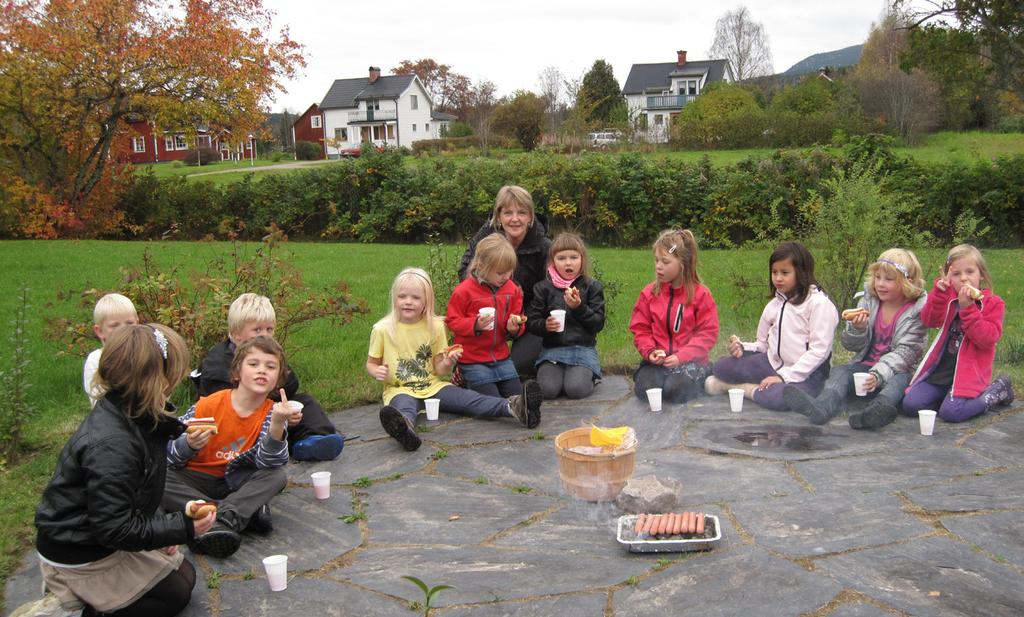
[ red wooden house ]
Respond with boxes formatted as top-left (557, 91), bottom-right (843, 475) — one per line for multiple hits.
top-left (126, 119), bottom-right (255, 164)
top-left (290, 103), bottom-right (325, 159)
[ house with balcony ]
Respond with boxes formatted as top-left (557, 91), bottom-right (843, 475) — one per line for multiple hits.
top-left (623, 50), bottom-right (734, 143)
top-left (319, 67), bottom-right (438, 157)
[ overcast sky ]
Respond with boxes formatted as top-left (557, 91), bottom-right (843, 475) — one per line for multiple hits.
top-left (262, 0), bottom-right (893, 113)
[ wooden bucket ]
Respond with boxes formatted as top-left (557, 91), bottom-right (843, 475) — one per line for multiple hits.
top-left (554, 427), bottom-right (636, 502)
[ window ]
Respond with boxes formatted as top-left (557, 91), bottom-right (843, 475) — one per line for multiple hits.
top-left (367, 100), bottom-right (380, 110)
top-left (164, 136), bottom-right (174, 151)
top-left (425, 123), bottom-right (430, 132)
top-left (412, 123), bottom-right (417, 132)
top-left (410, 94), bottom-right (418, 110)
top-left (197, 135), bottom-right (212, 148)
top-left (334, 127), bottom-right (348, 141)
top-left (174, 134), bottom-right (187, 150)
top-left (654, 114), bottom-right (663, 125)
top-left (688, 80), bottom-right (698, 96)
top-left (132, 136), bottom-right (146, 153)
top-left (311, 115), bottom-right (322, 128)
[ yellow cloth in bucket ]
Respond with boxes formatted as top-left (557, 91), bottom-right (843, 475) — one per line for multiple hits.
top-left (590, 426), bottom-right (630, 447)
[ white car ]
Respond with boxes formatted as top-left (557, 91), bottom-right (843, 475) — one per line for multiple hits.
top-left (589, 131), bottom-right (622, 147)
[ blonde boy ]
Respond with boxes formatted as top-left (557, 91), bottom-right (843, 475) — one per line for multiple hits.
top-left (193, 293), bottom-right (344, 462)
top-left (83, 293), bottom-right (138, 407)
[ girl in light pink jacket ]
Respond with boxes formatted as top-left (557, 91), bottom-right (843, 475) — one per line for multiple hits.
top-left (706, 241), bottom-right (839, 411)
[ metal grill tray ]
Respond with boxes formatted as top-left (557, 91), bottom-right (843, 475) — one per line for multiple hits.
top-left (616, 514), bottom-right (721, 553)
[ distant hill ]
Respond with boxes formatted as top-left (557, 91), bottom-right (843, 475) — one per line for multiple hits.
top-left (783, 44), bottom-right (863, 77)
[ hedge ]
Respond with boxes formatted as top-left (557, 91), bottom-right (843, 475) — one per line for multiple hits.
top-left (116, 141), bottom-right (1024, 246)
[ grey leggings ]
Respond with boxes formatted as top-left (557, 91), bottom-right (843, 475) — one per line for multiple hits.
top-left (537, 362), bottom-right (595, 399)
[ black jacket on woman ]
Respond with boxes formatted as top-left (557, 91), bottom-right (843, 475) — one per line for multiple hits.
top-left (35, 394), bottom-right (194, 565)
top-left (458, 214), bottom-right (552, 309)
top-left (526, 276), bottom-right (606, 349)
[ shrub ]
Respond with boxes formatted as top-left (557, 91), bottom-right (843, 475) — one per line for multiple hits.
top-left (45, 239), bottom-right (371, 402)
top-left (295, 140), bottom-right (322, 160)
top-left (994, 114), bottom-right (1024, 133)
top-left (0, 285), bottom-right (33, 465)
top-left (182, 147), bottom-right (221, 166)
top-left (445, 121), bottom-right (474, 137)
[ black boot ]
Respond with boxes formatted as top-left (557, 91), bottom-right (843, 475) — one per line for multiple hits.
top-left (782, 386), bottom-right (815, 416)
top-left (849, 400), bottom-right (898, 430)
top-left (807, 389), bottom-right (843, 425)
top-left (981, 375), bottom-right (1014, 409)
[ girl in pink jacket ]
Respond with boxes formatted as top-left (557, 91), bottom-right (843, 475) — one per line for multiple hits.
top-left (629, 229), bottom-right (720, 404)
top-left (902, 244), bottom-right (1013, 422)
top-left (706, 241), bottom-right (839, 411)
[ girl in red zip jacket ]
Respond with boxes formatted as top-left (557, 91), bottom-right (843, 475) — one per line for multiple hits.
top-left (629, 229), bottom-right (720, 404)
top-left (902, 244), bottom-right (1013, 422)
top-left (446, 234), bottom-right (527, 397)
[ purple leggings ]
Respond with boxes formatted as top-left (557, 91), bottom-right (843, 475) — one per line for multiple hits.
top-left (713, 352), bottom-right (824, 411)
top-left (901, 380), bottom-right (987, 423)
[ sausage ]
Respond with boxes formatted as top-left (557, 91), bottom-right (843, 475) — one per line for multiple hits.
top-left (658, 513), bottom-right (670, 536)
top-left (634, 514), bottom-right (646, 535)
top-left (696, 513), bottom-right (706, 535)
top-left (644, 514), bottom-right (657, 535)
top-left (664, 513), bottom-right (676, 536)
top-left (689, 511), bottom-right (698, 534)
top-left (680, 511), bottom-right (690, 535)
top-left (672, 512), bottom-right (683, 535)
top-left (640, 514), bottom-right (651, 534)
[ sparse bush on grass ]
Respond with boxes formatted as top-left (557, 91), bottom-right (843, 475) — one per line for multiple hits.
top-left (0, 286), bottom-right (33, 466)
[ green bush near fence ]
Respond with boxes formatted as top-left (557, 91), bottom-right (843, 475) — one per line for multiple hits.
top-left (114, 137), bottom-right (1024, 246)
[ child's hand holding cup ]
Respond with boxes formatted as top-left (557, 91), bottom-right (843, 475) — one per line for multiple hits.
top-left (284, 399), bottom-right (304, 427)
top-left (270, 389), bottom-right (293, 428)
top-left (477, 307), bottom-right (496, 331)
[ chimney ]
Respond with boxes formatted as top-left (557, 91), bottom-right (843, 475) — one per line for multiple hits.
top-left (368, 66), bottom-right (380, 84)
top-left (677, 50), bottom-right (687, 66)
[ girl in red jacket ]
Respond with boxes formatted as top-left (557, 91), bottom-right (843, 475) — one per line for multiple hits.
top-left (902, 244), bottom-right (1013, 422)
top-left (629, 229), bottom-right (720, 404)
top-left (446, 234), bottom-right (526, 397)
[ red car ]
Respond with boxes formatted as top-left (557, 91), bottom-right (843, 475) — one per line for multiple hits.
top-left (339, 143), bottom-right (387, 158)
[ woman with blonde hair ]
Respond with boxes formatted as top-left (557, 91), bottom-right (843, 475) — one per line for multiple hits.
top-left (458, 185), bottom-right (552, 375)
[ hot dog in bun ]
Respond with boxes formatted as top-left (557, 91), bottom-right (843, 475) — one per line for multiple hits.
top-left (184, 417), bottom-right (218, 435)
top-left (842, 308), bottom-right (870, 321)
top-left (963, 285), bottom-right (983, 300)
top-left (185, 499), bottom-right (217, 519)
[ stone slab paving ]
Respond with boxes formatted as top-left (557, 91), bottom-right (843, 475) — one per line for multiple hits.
top-left (731, 490), bottom-right (934, 558)
top-left (815, 536), bottom-right (1024, 617)
top-left (5, 381), bottom-right (1022, 617)
top-left (902, 468), bottom-right (1024, 512)
top-left (613, 546), bottom-right (843, 616)
top-left (940, 512), bottom-right (1024, 570)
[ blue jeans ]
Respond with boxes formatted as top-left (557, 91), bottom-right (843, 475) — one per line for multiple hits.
top-left (388, 385), bottom-right (511, 425)
top-left (825, 362), bottom-right (911, 408)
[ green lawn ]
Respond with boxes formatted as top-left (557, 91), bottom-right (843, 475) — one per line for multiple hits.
top-left (1, 240), bottom-right (1022, 609)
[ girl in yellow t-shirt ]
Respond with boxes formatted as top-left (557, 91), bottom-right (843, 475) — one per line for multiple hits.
top-left (367, 267), bottom-right (543, 452)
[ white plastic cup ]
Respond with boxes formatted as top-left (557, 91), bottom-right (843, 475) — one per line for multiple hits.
top-left (478, 307), bottom-right (496, 330)
top-left (262, 554), bottom-right (288, 591)
top-left (646, 388), bottom-right (663, 413)
top-left (424, 398), bottom-right (440, 421)
top-left (550, 309), bottom-right (567, 332)
top-left (311, 471), bottom-right (331, 500)
top-left (918, 409), bottom-right (937, 436)
top-left (728, 388), bottom-right (744, 413)
top-left (853, 372), bottom-right (871, 396)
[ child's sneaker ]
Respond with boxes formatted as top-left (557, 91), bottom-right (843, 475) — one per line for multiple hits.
top-left (292, 434), bottom-right (345, 461)
top-left (509, 380), bottom-right (542, 428)
top-left (982, 375), bottom-right (1014, 409)
top-left (189, 521), bottom-right (242, 558)
top-left (245, 504), bottom-right (273, 534)
top-left (379, 406), bottom-right (421, 451)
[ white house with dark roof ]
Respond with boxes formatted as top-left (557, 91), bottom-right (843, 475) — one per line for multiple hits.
top-left (623, 50), bottom-right (734, 143)
top-left (319, 67), bottom-right (442, 156)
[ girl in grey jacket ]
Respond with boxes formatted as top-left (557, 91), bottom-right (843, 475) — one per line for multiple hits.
top-left (785, 249), bottom-right (928, 428)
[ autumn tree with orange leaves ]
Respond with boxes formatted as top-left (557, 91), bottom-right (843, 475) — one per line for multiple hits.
top-left (0, 0), bottom-right (303, 238)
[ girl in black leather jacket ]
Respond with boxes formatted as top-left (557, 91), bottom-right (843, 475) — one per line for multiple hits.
top-left (34, 325), bottom-right (214, 617)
